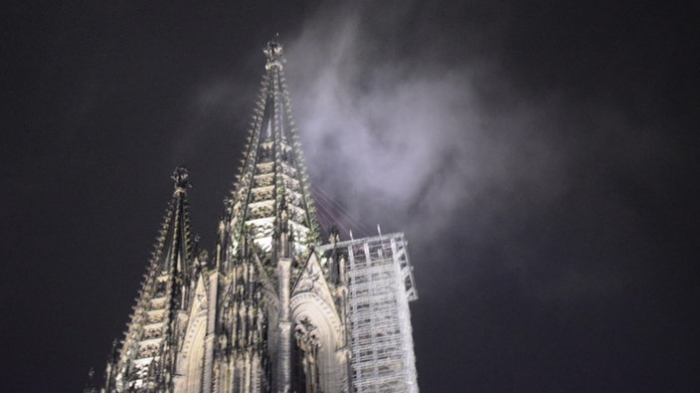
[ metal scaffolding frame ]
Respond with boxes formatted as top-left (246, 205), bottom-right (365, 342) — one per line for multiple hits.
top-left (321, 232), bottom-right (418, 392)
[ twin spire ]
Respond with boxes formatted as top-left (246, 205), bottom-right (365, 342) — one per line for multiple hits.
top-left (158, 38), bottom-right (319, 272)
top-left (99, 39), bottom-right (420, 393)
top-left (223, 38), bottom-right (320, 262)
top-left (106, 39), bottom-right (321, 391)
top-left (107, 166), bottom-right (196, 391)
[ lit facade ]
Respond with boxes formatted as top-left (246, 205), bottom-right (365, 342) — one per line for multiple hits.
top-left (97, 41), bottom-right (418, 393)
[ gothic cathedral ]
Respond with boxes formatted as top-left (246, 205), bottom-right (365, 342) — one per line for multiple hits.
top-left (96, 41), bottom-right (419, 393)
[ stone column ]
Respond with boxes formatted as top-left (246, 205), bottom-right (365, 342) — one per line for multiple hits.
top-left (202, 271), bottom-right (219, 393)
top-left (276, 258), bottom-right (292, 392)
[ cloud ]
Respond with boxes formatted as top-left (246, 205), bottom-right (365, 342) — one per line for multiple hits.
top-left (284, 7), bottom-right (571, 241)
top-left (278, 2), bottom-right (673, 303)
top-left (186, 1), bottom-right (675, 302)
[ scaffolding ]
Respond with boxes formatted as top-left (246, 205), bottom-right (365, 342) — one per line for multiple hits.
top-left (320, 233), bottom-right (418, 392)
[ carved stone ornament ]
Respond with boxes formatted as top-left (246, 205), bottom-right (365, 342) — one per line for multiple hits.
top-left (294, 317), bottom-right (322, 393)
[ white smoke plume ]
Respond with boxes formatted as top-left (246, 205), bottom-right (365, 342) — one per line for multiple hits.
top-left (277, 2), bottom-right (673, 301)
top-left (188, 1), bottom-right (675, 302)
top-left (284, 5), bottom-right (566, 240)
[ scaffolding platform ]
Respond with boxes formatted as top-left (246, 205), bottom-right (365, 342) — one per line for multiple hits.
top-left (318, 232), bottom-right (419, 393)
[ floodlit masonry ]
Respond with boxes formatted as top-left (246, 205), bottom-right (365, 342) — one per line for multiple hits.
top-left (89, 40), bottom-right (419, 393)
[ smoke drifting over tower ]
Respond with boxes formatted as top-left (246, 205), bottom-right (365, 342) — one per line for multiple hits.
top-left (98, 41), bottom-right (419, 393)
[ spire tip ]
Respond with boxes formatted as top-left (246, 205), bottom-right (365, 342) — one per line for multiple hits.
top-left (172, 166), bottom-right (191, 193)
top-left (264, 35), bottom-right (284, 69)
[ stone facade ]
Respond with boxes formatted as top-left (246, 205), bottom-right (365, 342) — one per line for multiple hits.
top-left (98, 41), bottom-right (418, 393)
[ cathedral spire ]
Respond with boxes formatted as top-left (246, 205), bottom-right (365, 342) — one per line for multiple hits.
top-left (224, 39), bottom-right (320, 267)
top-left (100, 40), bottom-right (419, 393)
top-left (106, 167), bottom-right (196, 392)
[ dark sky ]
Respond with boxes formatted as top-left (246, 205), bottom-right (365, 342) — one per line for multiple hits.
top-left (2, 1), bottom-right (699, 392)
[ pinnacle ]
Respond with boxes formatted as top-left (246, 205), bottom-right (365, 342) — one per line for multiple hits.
top-left (172, 166), bottom-right (192, 194)
top-left (264, 36), bottom-right (285, 69)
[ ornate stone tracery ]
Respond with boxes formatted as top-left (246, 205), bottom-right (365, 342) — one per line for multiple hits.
top-left (294, 317), bottom-right (322, 393)
top-left (98, 39), bottom-right (418, 393)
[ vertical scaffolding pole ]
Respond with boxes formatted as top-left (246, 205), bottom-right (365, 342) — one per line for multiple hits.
top-left (329, 233), bottom-right (418, 393)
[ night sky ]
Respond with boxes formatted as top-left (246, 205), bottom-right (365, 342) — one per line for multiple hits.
top-left (2, 1), bottom-right (698, 392)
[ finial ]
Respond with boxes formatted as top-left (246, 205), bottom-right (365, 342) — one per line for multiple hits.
top-left (172, 166), bottom-right (192, 194)
top-left (264, 35), bottom-right (285, 70)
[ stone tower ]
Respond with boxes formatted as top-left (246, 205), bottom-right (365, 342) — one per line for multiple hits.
top-left (100, 40), bottom-right (418, 393)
